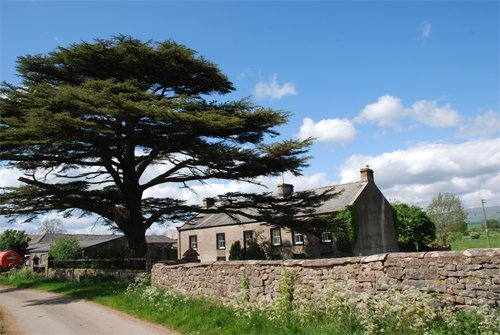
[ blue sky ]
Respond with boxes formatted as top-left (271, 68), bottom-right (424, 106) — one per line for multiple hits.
top-left (1, 1), bottom-right (499, 234)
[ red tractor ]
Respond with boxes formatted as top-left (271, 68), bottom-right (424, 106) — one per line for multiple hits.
top-left (0, 251), bottom-right (23, 271)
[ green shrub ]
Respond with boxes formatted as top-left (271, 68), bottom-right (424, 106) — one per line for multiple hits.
top-left (393, 203), bottom-right (436, 251)
top-left (229, 240), bottom-right (243, 260)
top-left (49, 236), bottom-right (81, 260)
top-left (245, 239), bottom-right (267, 260)
top-left (470, 231), bottom-right (480, 239)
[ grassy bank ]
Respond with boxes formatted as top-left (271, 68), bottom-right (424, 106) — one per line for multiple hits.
top-left (1, 269), bottom-right (498, 335)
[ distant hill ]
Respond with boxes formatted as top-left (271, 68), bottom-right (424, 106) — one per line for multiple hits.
top-left (465, 206), bottom-right (500, 225)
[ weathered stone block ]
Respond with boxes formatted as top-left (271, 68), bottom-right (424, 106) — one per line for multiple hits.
top-left (386, 267), bottom-right (404, 279)
top-left (405, 268), bottom-right (424, 280)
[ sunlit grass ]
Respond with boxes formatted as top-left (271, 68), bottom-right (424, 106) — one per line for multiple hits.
top-left (451, 231), bottom-right (500, 250)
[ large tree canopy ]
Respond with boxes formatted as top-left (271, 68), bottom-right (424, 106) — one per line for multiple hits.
top-left (0, 36), bottom-right (333, 257)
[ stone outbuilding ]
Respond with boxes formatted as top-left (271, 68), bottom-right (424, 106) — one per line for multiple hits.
top-left (27, 233), bottom-right (177, 268)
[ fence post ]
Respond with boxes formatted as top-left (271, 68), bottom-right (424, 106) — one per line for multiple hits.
top-left (45, 259), bottom-right (50, 278)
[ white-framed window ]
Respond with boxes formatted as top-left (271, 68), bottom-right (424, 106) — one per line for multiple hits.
top-left (243, 231), bottom-right (253, 249)
top-left (216, 233), bottom-right (226, 250)
top-left (271, 228), bottom-right (282, 246)
top-left (321, 231), bottom-right (333, 243)
top-left (292, 230), bottom-right (304, 245)
top-left (189, 235), bottom-right (198, 250)
top-left (216, 256), bottom-right (226, 261)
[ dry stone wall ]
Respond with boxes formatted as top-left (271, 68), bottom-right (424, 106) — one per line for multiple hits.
top-left (48, 268), bottom-right (143, 282)
top-left (152, 249), bottom-right (499, 310)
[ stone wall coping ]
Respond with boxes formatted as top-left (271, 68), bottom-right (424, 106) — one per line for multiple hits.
top-left (152, 249), bottom-right (500, 271)
top-left (462, 248), bottom-right (499, 257)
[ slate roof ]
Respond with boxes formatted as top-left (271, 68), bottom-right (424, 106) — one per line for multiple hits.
top-left (145, 235), bottom-right (176, 244)
top-left (27, 234), bottom-right (176, 253)
top-left (27, 234), bottom-right (125, 253)
top-left (178, 181), bottom-right (368, 231)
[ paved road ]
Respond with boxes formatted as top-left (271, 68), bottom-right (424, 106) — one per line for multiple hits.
top-left (0, 286), bottom-right (179, 335)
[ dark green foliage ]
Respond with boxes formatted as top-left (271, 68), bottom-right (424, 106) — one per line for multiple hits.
top-left (393, 203), bottom-right (436, 251)
top-left (244, 239), bottom-right (267, 260)
top-left (229, 238), bottom-right (267, 260)
top-left (49, 236), bottom-right (81, 260)
top-left (0, 36), bottom-right (336, 257)
top-left (228, 240), bottom-right (243, 260)
top-left (0, 229), bottom-right (29, 256)
top-left (331, 206), bottom-right (358, 254)
top-left (469, 232), bottom-right (480, 239)
top-left (427, 193), bottom-right (467, 245)
top-left (486, 219), bottom-right (500, 231)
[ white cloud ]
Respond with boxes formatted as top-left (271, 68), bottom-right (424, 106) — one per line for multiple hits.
top-left (254, 74), bottom-right (297, 100)
top-left (457, 110), bottom-right (500, 138)
top-left (355, 95), bottom-right (407, 128)
top-left (298, 117), bottom-right (356, 143)
top-left (356, 95), bottom-right (461, 129)
top-left (0, 167), bottom-right (23, 187)
top-left (340, 138), bottom-right (500, 208)
top-left (420, 21), bottom-right (432, 39)
top-left (411, 100), bottom-right (461, 127)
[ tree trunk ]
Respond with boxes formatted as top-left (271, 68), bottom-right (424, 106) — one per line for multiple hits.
top-left (126, 230), bottom-right (148, 258)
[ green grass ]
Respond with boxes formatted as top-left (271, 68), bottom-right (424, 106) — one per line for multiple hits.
top-left (0, 269), bottom-right (497, 335)
top-left (451, 231), bottom-right (500, 250)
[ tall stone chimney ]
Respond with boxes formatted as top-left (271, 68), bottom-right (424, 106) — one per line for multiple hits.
top-left (277, 183), bottom-right (294, 198)
top-left (203, 197), bottom-right (215, 209)
top-left (360, 165), bottom-right (374, 183)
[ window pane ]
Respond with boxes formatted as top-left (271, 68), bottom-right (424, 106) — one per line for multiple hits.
top-left (216, 233), bottom-right (226, 249)
top-left (321, 231), bottom-right (332, 243)
top-left (189, 236), bottom-right (197, 250)
top-left (271, 228), bottom-right (281, 246)
top-left (243, 231), bottom-right (253, 248)
top-left (293, 231), bottom-right (304, 245)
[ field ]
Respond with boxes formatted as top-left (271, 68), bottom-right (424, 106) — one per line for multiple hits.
top-left (451, 231), bottom-right (500, 250)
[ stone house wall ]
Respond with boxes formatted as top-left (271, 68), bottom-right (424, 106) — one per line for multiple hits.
top-left (152, 249), bottom-right (499, 310)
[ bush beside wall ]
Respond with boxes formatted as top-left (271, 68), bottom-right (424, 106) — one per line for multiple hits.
top-left (152, 249), bottom-right (499, 310)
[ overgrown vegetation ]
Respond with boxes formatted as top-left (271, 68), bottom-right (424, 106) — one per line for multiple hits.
top-left (1, 270), bottom-right (498, 335)
top-left (331, 206), bottom-right (358, 254)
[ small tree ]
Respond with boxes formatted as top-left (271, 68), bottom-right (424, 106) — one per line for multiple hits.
top-left (49, 236), bottom-right (81, 260)
top-left (427, 193), bottom-right (467, 246)
top-left (229, 240), bottom-right (243, 260)
top-left (0, 229), bottom-right (29, 256)
top-left (393, 203), bottom-right (436, 251)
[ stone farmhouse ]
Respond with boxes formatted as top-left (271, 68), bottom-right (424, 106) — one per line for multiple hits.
top-left (177, 166), bottom-right (399, 262)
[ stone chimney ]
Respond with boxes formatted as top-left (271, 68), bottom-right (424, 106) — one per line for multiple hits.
top-left (277, 183), bottom-right (294, 198)
top-left (203, 197), bottom-right (215, 209)
top-left (360, 165), bottom-right (374, 183)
